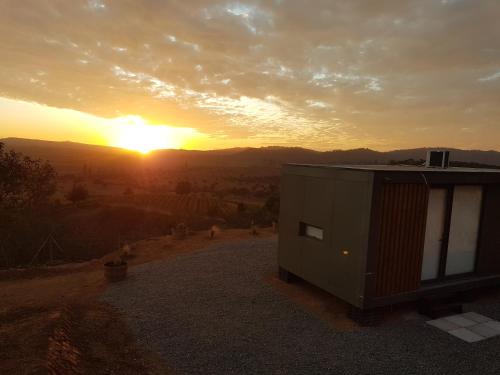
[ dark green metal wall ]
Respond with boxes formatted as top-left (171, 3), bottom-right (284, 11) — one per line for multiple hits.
top-left (278, 165), bottom-right (374, 308)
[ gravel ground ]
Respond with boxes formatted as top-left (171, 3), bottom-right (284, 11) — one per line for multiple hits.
top-left (103, 238), bottom-right (500, 375)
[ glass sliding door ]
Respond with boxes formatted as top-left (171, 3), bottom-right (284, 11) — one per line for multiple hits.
top-left (445, 186), bottom-right (483, 276)
top-left (421, 185), bottom-right (483, 282)
top-left (421, 189), bottom-right (447, 281)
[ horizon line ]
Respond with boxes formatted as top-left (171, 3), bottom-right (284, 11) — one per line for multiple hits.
top-left (2, 136), bottom-right (499, 155)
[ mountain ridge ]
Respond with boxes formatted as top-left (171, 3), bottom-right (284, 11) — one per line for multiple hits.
top-left (2, 137), bottom-right (500, 172)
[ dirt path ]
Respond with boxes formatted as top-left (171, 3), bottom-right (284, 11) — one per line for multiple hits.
top-left (0, 254), bottom-right (167, 374)
top-left (0, 228), bottom-right (275, 374)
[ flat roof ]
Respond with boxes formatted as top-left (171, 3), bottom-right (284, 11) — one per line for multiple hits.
top-left (286, 164), bottom-right (500, 173)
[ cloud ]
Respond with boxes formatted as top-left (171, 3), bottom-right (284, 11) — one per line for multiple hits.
top-left (0, 0), bottom-right (499, 150)
top-left (478, 71), bottom-right (500, 82)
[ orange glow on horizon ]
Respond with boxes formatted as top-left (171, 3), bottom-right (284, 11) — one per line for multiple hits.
top-left (0, 97), bottom-right (220, 152)
top-left (109, 116), bottom-right (199, 153)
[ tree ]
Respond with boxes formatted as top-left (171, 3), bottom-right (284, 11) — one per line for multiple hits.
top-left (0, 142), bottom-right (57, 210)
top-left (175, 180), bottom-right (191, 195)
top-left (0, 143), bottom-right (57, 266)
top-left (67, 184), bottom-right (89, 203)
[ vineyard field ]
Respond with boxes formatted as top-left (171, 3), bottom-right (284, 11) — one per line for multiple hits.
top-left (108, 193), bottom-right (239, 218)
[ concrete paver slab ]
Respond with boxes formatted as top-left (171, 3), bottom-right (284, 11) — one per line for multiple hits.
top-left (469, 323), bottom-right (500, 338)
top-left (448, 328), bottom-right (484, 343)
top-left (444, 315), bottom-right (476, 328)
top-left (427, 318), bottom-right (461, 332)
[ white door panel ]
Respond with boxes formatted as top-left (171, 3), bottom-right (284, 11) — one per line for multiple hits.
top-left (445, 186), bottom-right (482, 276)
top-left (421, 189), bottom-right (447, 281)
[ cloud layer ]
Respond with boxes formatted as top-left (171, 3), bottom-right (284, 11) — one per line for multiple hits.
top-left (1, 0), bottom-right (499, 150)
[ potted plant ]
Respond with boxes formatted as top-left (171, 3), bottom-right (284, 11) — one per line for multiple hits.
top-left (104, 257), bottom-right (128, 282)
top-left (120, 243), bottom-right (134, 260)
top-left (209, 225), bottom-right (217, 239)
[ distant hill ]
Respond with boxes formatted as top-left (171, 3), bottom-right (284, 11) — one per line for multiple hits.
top-left (2, 137), bottom-right (500, 173)
top-left (1, 138), bottom-right (140, 174)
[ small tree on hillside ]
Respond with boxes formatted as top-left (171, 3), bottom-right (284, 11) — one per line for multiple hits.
top-left (0, 142), bottom-right (57, 266)
top-left (0, 142), bottom-right (57, 210)
top-left (67, 184), bottom-right (89, 204)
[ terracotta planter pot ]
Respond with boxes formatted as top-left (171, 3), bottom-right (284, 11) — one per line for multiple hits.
top-left (104, 261), bottom-right (128, 282)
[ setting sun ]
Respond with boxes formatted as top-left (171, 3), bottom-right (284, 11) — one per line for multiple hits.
top-left (109, 116), bottom-right (200, 153)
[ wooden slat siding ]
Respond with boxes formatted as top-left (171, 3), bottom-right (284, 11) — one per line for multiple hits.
top-left (375, 183), bottom-right (429, 297)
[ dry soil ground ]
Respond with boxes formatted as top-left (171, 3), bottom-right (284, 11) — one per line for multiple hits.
top-left (0, 228), bottom-right (275, 374)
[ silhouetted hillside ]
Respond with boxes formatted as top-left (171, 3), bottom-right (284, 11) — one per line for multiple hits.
top-left (2, 138), bottom-right (500, 173)
top-left (1, 138), bottom-right (140, 174)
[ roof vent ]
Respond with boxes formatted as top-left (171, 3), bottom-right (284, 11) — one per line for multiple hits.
top-left (426, 150), bottom-right (450, 169)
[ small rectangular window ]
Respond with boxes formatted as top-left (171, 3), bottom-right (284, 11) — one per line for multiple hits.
top-left (299, 222), bottom-right (324, 240)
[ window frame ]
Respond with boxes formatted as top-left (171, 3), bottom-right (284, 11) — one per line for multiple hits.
top-left (299, 222), bottom-right (324, 241)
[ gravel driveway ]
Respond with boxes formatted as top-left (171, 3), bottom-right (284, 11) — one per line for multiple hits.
top-left (103, 238), bottom-right (500, 374)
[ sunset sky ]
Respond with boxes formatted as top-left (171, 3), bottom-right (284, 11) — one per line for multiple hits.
top-left (1, 0), bottom-right (499, 151)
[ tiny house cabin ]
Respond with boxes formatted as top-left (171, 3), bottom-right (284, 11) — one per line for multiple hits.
top-left (278, 161), bottom-right (500, 318)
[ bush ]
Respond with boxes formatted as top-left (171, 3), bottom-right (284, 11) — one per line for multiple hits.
top-left (173, 222), bottom-right (187, 239)
top-left (0, 143), bottom-right (57, 267)
top-left (67, 184), bottom-right (89, 203)
top-left (0, 142), bottom-right (57, 210)
top-left (264, 194), bottom-right (280, 218)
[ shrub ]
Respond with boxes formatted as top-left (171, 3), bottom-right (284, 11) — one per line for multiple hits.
top-left (173, 222), bottom-right (187, 239)
top-left (264, 194), bottom-right (280, 218)
top-left (0, 143), bottom-right (57, 267)
top-left (67, 184), bottom-right (89, 203)
top-left (0, 142), bottom-right (57, 210)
